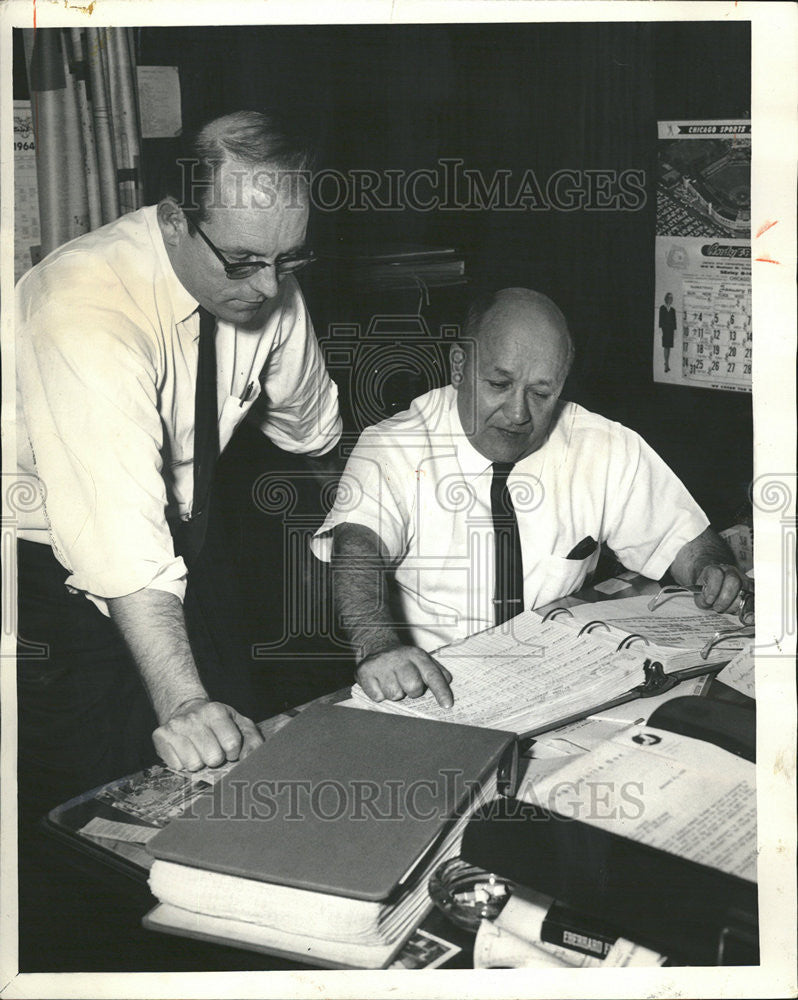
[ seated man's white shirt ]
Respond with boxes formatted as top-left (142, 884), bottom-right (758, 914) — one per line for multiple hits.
top-left (16, 205), bottom-right (341, 609)
top-left (312, 386), bottom-right (708, 651)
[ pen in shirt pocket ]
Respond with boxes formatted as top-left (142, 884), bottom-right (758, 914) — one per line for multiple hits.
top-left (239, 381), bottom-right (256, 407)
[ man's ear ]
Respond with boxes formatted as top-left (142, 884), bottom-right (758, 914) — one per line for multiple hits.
top-left (450, 343), bottom-right (467, 387)
top-left (157, 198), bottom-right (188, 247)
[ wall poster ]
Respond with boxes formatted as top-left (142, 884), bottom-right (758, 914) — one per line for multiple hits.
top-left (654, 120), bottom-right (751, 393)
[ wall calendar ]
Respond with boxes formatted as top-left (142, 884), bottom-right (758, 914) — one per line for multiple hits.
top-left (654, 120), bottom-right (751, 393)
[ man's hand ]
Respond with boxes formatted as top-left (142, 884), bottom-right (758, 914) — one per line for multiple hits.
top-left (670, 528), bottom-right (752, 620)
top-left (108, 589), bottom-right (263, 772)
top-left (332, 524), bottom-right (454, 708)
top-left (356, 646), bottom-right (454, 708)
top-left (694, 562), bottom-right (749, 616)
top-left (153, 697), bottom-right (263, 771)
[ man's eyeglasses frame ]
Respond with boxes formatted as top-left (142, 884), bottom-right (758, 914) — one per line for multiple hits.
top-left (188, 218), bottom-right (315, 280)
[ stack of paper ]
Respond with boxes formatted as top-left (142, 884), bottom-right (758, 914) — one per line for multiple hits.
top-left (144, 704), bottom-right (514, 968)
top-left (146, 786), bottom-right (488, 969)
top-left (320, 243), bottom-right (466, 289)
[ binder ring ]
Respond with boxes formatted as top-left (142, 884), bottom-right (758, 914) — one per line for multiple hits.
top-left (734, 590), bottom-right (755, 625)
top-left (647, 585), bottom-right (692, 612)
top-left (578, 620), bottom-right (611, 636)
top-left (616, 633), bottom-right (650, 651)
top-left (542, 607), bottom-right (575, 622)
top-left (700, 625), bottom-right (755, 660)
top-left (649, 584), bottom-right (754, 626)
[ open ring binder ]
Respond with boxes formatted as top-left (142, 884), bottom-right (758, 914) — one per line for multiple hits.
top-left (543, 614), bottom-right (655, 652)
top-left (542, 607), bottom-right (575, 622)
top-left (648, 584), bottom-right (755, 626)
top-left (577, 620), bottom-right (612, 636)
top-left (616, 633), bottom-right (650, 650)
top-left (647, 584), bottom-right (693, 612)
top-left (701, 626), bottom-right (755, 660)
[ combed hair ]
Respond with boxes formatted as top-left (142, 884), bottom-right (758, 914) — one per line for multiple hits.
top-left (166, 110), bottom-right (313, 220)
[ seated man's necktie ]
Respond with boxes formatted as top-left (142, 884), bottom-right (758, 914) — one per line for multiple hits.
top-left (490, 461), bottom-right (524, 625)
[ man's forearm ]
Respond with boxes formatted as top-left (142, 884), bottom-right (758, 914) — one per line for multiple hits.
top-left (107, 588), bottom-right (208, 723)
top-left (331, 524), bottom-right (454, 708)
top-left (668, 526), bottom-right (739, 586)
top-left (331, 524), bottom-right (402, 659)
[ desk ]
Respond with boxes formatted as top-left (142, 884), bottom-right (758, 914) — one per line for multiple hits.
top-left (24, 575), bottom-right (752, 972)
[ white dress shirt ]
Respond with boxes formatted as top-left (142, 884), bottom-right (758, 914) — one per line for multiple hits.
top-left (312, 386), bottom-right (709, 651)
top-left (16, 206), bottom-right (341, 606)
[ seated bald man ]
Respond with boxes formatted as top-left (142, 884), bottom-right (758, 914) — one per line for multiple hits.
top-left (311, 288), bottom-right (748, 708)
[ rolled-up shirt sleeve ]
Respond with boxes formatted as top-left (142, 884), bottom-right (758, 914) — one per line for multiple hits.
top-left (601, 425), bottom-right (709, 581)
top-left (17, 288), bottom-right (187, 602)
top-left (252, 279), bottom-right (342, 456)
top-left (311, 427), bottom-right (410, 564)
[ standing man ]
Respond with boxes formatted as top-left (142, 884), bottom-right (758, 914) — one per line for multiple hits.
top-left (313, 288), bottom-right (747, 707)
top-left (16, 111), bottom-right (341, 813)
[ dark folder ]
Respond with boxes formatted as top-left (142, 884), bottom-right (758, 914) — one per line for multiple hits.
top-left (148, 703), bottom-right (515, 902)
top-left (462, 697), bottom-right (758, 964)
top-left (461, 800), bottom-right (758, 965)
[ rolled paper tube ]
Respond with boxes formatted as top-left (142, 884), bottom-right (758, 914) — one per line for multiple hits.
top-left (602, 938), bottom-right (667, 967)
top-left (473, 921), bottom-right (570, 969)
top-left (493, 891), bottom-right (548, 941)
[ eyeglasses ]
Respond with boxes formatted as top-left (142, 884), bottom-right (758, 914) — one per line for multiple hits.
top-left (189, 219), bottom-right (315, 280)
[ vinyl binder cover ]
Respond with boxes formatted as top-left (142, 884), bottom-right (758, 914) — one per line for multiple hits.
top-left (148, 704), bottom-right (514, 902)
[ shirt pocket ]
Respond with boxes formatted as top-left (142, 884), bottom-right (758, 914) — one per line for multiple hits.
top-left (536, 549), bottom-right (600, 608)
top-left (218, 385), bottom-right (261, 448)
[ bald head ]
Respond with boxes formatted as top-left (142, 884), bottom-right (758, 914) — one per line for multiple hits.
top-left (463, 288), bottom-right (574, 381)
top-left (452, 288), bottom-right (573, 463)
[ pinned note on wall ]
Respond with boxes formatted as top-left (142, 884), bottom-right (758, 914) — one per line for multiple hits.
top-left (136, 65), bottom-right (182, 138)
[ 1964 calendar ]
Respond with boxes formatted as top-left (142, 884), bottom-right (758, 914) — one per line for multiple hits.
top-left (654, 120), bottom-right (751, 393)
top-left (14, 100), bottom-right (41, 282)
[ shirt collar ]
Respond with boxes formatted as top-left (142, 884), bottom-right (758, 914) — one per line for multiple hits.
top-left (144, 205), bottom-right (199, 328)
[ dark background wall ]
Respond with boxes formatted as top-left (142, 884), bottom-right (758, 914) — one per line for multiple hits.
top-left (14, 20), bottom-right (753, 713)
top-left (134, 20), bottom-right (752, 526)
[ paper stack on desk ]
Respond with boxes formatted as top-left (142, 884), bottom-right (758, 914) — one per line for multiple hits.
top-left (461, 722), bottom-right (758, 965)
top-left (319, 243), bottom-right (466, 290)
top-left (144, 704), bottom-right (515, 968)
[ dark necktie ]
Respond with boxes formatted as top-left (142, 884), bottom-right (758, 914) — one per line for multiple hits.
top-left (174, 306), bottom-right (219, 565)
top-left (490, 461), bottom-right (524, 625)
